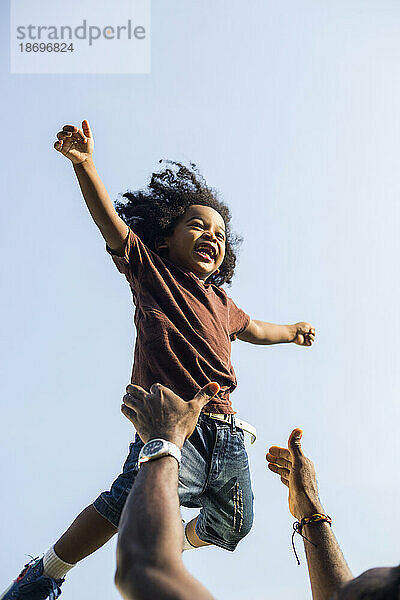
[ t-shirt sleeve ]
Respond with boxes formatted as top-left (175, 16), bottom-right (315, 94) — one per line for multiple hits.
top-left (227, 296), bottom-right (251, 341)
top-left (106, 228), bottom-right (148, 291)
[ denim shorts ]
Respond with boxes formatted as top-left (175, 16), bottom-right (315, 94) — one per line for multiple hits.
top-left (93, 413), bottom-right (254, 551)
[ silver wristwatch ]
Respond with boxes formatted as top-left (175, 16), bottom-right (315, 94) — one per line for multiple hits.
top-left (138, 438), bottom-right (182, 468)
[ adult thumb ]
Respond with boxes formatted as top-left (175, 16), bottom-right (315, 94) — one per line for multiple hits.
top-left (192, 382), bottom-right (220, 408)
top-left (288, 428), bottom-right (304, 457)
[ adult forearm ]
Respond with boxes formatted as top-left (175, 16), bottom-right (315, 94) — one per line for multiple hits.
top-left (118, 457), bottom-right (182, 565)
top-left (116, 457), bottom-right (214, 600)
top-left (73, 158), bottom-right (128, 249)
top-left (117, 562), bottom-right (214, 600)
top-left (300, 509), bottom-right (353, 600)
top-left (116, 458), bottom-right (182, 599)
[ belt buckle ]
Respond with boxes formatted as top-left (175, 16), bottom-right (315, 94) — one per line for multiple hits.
top-left (206, 412), bottom-right (230, 423)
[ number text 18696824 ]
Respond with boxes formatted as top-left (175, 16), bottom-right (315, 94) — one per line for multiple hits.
top-left (19, 43), bottom-right (74, 52)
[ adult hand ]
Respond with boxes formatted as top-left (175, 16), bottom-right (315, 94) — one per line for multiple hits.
top-left (121, 382), bottom-right (220, 448)
top-left (266, 429), bottom-right (323, 520)
top-left (54, 119), bottom-right (94, 165)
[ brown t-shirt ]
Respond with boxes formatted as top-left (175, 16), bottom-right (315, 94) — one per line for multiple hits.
top-left (108, 229), bottom-right (250, 414)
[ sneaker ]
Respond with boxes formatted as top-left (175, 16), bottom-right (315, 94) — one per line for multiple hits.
top-left (0, 557), bottom-right (64, 600)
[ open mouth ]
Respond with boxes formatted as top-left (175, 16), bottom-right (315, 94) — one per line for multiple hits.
top-left (194, 243), bottom-right (216, 263)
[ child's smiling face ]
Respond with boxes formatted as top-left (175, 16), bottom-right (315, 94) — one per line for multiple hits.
top-left (160, 205), bottom-right (226, 281)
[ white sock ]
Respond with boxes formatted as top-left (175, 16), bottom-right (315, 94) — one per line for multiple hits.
top-left (182, 525), bottom-right (197, 552)
top-left (43, 546), bottom-right (75, 580)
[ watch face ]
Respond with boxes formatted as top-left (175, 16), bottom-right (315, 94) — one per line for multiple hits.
top-left (145, 439), bottom-right (164, 456)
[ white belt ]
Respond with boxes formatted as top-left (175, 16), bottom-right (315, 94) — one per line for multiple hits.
top-left (202, 412), bottom-right (257, 445)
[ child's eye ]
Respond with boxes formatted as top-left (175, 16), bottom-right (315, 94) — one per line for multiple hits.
top-left (217, 233), bottom-right (225, 241)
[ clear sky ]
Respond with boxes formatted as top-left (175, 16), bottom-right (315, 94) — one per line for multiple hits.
top-left (1, 1), bottom-right (400, 599)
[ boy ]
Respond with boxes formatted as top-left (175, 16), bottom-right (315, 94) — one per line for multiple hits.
top-left (1, 120), bottom-right (314, 600)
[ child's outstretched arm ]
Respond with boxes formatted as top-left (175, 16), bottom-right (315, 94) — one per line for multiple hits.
top-left (54, 120), bottom-right (128, 251)
top-left (237, 320), bottom-right (315, 346)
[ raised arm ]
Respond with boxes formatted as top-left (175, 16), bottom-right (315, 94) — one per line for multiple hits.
top-left (115, 382), bottom-right (219, 600)
top-left (116, 458), bottom-right (214, 600)
top-left (54, 120), bottom-right (128, 251)
top-left (238, 320), bottom-right (315, 346)
top-left (266, 429), bottom-right (353, 600)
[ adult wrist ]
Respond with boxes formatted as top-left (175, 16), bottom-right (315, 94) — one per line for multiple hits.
top-left (296, 498), bottom-right (325, 521)
top-left (140, 454), bottom-right (179, 469)
top-left (146, 431), bottom-right (186, 450)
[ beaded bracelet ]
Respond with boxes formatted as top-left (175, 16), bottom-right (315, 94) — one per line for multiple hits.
top-left (292, 513), bottom-right (332, 565)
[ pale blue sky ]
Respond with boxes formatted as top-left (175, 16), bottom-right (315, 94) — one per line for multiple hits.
top-left (1, 2), bottom-right (400, 599)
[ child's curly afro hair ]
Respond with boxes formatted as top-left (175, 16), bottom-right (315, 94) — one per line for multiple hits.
top-left (115, 161), bottom-right (241, 286)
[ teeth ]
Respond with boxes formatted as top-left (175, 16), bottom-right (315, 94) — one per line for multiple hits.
top-left (197, 246), bottom-right (214, 258)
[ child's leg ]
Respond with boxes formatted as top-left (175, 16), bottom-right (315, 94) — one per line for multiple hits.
top-left (0, 440), bottom-right (143, 599)
top-left (179, 416), bottom-right (253, 552)
top-left (45, 436), bottom-right (143, 572)
top-left (0, 507), bottom-right (119, 599)
top-left (178, 418), bottom-right (215, 550)
top-left (52, 437), bottom-right (143, 565)
top-left (184, 516), bottom-right (210, 548)
top-left (194, 423), bottom-right (254, 552)
top-left (53, 504), bottom-right (117, 564)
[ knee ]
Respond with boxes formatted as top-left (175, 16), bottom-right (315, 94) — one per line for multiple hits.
top-left (233, 504), bottom-right (254, 542)
top-left (235, 479), bottom-right (254, 533)
top-left (239, 505), bottom-right (254, 539)
top-left (226, 493), bottom-right (254, 547)
top-left (211, 501), bottom-right (254, 551)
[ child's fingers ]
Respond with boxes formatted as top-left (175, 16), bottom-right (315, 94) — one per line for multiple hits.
top-left (304, 333), bottom-right (315, 345)
top-left (62, 124), bottom-right (78, 132)
top-left (54, 140), bottom-right (62, 151)
top-left (55, 126), bottom-right (89, 151)
top-left (82, 119), bottom-right (92, 138)
top-left (57, 131), bottom-right (72, 140)
top-left (61, 140), bottom-right (74, 154)
top-left (76, 128), bottom-right (87, 142)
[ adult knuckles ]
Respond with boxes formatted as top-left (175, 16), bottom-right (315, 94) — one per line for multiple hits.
top-left (150, 382), bottom-right (163, 394)
top-left (126, 383), bottom-right (146, 395)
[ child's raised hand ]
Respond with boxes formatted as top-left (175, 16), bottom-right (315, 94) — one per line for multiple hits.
top-left (54, 119), bottom-right (94, 165)
top-left (292, 322), bottom-right (315, 346)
